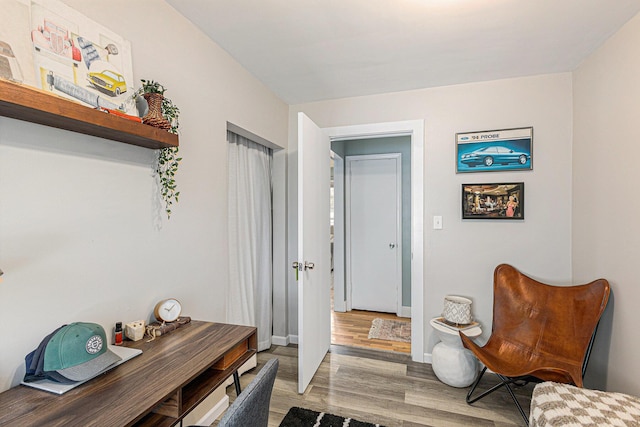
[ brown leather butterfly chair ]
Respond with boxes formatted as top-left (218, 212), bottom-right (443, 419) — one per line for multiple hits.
top-left (460, 264), bottom-right (610, 426)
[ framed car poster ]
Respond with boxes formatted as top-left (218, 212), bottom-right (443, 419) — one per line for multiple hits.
top-left (29, 0), bottom-right (136, 115)
top-left (462, 183), bottom-right (524, 220)
top-left (456, 127), bottom-right (533, 173)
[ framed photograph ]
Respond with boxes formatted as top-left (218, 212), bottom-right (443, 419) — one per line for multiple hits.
top-left (462, 183), bottom-right (524, 220)
top-left (456, 127), bottom-right (533, 173)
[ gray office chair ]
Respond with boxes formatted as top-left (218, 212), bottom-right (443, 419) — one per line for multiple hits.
top-left (191, 358), bottom-right (279, 427)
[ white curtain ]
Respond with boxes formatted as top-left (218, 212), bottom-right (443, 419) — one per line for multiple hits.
top-left (227, 131), bottom-right (272, 351)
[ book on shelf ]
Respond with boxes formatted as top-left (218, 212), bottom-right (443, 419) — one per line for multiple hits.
top-left (433, 317), bottom-right (480, 331)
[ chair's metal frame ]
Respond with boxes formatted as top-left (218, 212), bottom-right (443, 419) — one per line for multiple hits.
top-left (465, 323), bottom-right (601, 426)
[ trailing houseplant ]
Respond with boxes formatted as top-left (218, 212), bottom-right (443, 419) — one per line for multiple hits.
top-left (134, 79), bottom-right (182, 219)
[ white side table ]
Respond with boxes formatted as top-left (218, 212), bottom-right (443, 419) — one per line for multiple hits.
top-left (430, 317), bottom-right (482, 388)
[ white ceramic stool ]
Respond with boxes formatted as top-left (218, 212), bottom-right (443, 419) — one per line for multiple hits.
top-left (430, 317), bottom-right (482, 388)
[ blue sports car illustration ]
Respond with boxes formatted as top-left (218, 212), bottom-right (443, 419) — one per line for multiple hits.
top-left (460, 146), bottom-right (529, 167)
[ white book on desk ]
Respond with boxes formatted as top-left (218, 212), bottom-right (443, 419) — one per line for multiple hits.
top-left (21, 345), bottom-right (142, 395)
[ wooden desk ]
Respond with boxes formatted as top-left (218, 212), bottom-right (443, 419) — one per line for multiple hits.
top-left (0, 321), bottom-right (257, 426)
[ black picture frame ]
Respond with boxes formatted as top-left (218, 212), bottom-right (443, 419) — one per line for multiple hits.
top-left (462, 183), bottom-right (524, 220)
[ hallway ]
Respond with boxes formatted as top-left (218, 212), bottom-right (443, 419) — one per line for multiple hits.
top-left (331, 308), bottom-right (411, 354)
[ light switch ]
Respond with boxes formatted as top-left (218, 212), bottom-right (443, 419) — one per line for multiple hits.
top-left (433, 215), bottom-right (443, 230)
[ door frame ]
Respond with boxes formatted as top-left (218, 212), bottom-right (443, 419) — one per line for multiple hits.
top-left (332, 152), bottom-right (346, 312)
top-left (345, 153), bottom-right (403, 316)
top-left (324, 120), bottom-right (425, 363)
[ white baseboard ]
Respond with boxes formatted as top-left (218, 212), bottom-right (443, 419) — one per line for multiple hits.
top-left (399, 306), bottom-right (411, 318)
top-left (333, 300), bottom-right (346, 312)
top-left (272, 334), bottom-right (298, 345)
top-left (272, 335), bottom-right (289, 346)
top-left (193, 395), bottom-right (229, 426)
top-left (424, 353), bottom-right (432, 364)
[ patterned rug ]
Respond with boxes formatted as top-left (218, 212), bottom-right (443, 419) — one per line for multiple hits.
top-left (367, 318), bottom-right (411, 343)
top-left (279, 407), bottom-right (385, 427)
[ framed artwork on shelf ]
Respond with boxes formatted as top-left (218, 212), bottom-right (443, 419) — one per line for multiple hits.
top-left (462, 182), bottom-right (524, 220)
top-left (0, 0), bottom-right (136, 114)
top-left (456, 127), bottom-right (533, 173)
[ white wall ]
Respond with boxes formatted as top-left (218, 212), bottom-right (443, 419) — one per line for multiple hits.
top-left (288, 73), bottom-right (574, 364)
top-left (573, 12), bottom-right (640, 396)
top-left (0, 0), bottom-right (288, 391)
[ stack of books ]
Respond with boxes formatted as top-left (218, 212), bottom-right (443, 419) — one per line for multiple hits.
top-left (433, 317), bottom-right (479, 331)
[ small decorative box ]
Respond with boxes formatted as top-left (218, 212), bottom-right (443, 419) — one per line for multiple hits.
top-left (125, 320), bottom-right (146, 341)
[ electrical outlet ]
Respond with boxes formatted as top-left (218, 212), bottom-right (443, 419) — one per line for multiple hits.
top-left (433, 215), bottom-right (443, 230)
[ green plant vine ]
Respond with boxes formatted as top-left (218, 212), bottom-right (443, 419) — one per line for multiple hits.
top-left (135, 79), bottom-right (182, 219)
top-left (157, 146), bottom-right (181, 219)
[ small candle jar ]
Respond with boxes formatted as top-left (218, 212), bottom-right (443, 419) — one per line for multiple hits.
top-left (114, 322), bottom-right (123, 346)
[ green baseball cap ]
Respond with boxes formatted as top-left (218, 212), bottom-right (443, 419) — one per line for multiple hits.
top-left (44, 322), bottom-right (121, 382)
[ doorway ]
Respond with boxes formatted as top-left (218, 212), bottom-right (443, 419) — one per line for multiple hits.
top-left (329, 132), bottom-right (416, 356)
top-left (293, 116), bottom-right (424, 386)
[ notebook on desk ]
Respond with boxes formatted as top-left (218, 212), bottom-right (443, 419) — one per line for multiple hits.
top-left (21, 345), bottom-right (142, 395)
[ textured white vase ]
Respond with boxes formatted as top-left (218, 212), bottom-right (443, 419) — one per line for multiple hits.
top-left (431, 342), bottom-right (479, 387)
top-left (430, 318), bottom-right (481, 388)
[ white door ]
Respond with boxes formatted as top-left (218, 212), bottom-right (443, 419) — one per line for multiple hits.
top-left (347, 154), bottom-right (401, 314)
top-left (297, 112), bottom-right (331, 394)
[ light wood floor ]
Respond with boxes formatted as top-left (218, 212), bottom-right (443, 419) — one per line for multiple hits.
top-left (331, 308), bottom-right (412, 354)
top-left (225, 345), bottom-right (534, 427)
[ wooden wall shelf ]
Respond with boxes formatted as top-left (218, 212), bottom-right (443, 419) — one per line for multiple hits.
top-left (0, 79), bottom-right (178, 149)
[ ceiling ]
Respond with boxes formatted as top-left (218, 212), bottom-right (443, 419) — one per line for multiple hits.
top-left (167, 0), bottom-right (640, 105)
